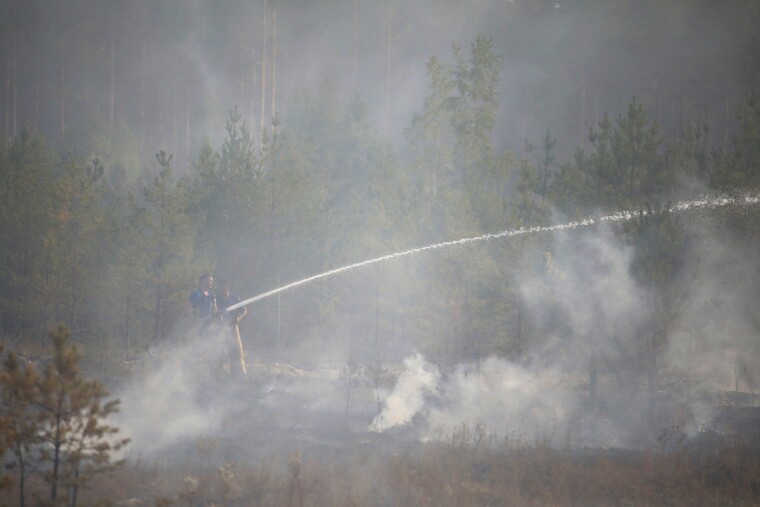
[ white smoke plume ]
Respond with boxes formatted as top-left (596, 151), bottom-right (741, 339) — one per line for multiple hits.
top-left (369, 200), bottom-right (760, 449)
top-left (370, 353), bottom-right (440, 432)
top-left (370, 352), bottom-right (625, 447)
top-left (114, 326), bottom-right (231, 454)
top-left (112, 197), bottom-right (760, 457)
top-left (664, 217), bottom-right (760, 415)
top-left (427, 357), bottom-right (579, 441)
top-left (367, 224), bottom-right (683, 448)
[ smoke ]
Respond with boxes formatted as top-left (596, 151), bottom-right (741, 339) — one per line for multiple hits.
top-left (369, 205), bottom-right (760, 448)
top-left (431, 357), bottom-right (578, 442)
top-left (113, 325), bottom-right (232, 454)
top-left (665, 216), bottom-right (760, 401)
top-left (370, 353), bottom-right (440, 432)
top-left (111, 199), bottom-right (760, 458)
top-left (370, 351), bottom-right (627, 447)
top-left (112, 319), bottom-right (382, 459)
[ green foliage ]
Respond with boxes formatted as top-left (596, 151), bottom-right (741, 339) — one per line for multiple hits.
top-left (137, 152), bottom-right (201, 343)
top-left (0, 325), bottom-right (129, 506)
top-left (524, 129), bottom-right (557, 205)
top-left (183, 109), bottom-right (263, 265)
top-left (451, 35), bottom-right (503, 178)
top-left (0, 31), bottom-right (760, 439)
top-left (47, 158), bottom-right (106, 335)
top-left (553, 98), bottom-right (668, 215)
top-left (408, 55), bottom-right (456, 209)
top-left (405, 37), bottom-right (520, 363)
top-left (712, 92), bottom-right (760, 190)
top-left (0, 129), bottom-right (57, 340)
top-left (0, 346), bottom-right (38, 504)
top-left (408, 36), bottom-right (510, 236)
top-left (660, 122), bottom-right (712, 199)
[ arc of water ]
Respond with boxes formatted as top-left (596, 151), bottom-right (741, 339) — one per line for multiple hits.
top-left (224, 194), bottom-right (759, 312)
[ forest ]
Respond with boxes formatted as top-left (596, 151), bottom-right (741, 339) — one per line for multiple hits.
top-left (1, 0), bottom-right (760, 505)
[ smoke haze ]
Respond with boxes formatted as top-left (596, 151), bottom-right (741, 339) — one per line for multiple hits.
top-left (3, 0), bottom-right (760, 481)
top-left (107, 193), bottom-right (760, 460)
top-left (3, 1), bottom-right (759, 170)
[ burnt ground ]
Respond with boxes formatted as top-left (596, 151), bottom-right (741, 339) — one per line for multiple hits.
top-left (112, 359), bottom-right (423, 466)
top-left (111, 358), bottom-right (760, 470)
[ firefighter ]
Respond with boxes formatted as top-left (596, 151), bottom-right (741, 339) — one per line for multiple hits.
top-left (215, 279), bottom-right (248, 379)
top-left (189, 273), bottom-right (223, 350)
top-left (189, 273), bottom-right (218, 320)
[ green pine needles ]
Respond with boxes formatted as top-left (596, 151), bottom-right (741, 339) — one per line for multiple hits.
top-left (0, 324), bottom-right (129, 507)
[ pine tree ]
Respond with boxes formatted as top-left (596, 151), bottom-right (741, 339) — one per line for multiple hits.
top-left (140, 152), bottom-right (199, 343)
top-left (630, 203), bottom-right (687, 441)
top-left (408, 55), bottom-right (456, 214)
top-left (405, 36), bottom-right (518, 364)
top-left (334, 360), bottom-right (363, 427)
top-left (0, 325), bottom-right (129, 506)
top-left (181, 109), bottom-right (263, 277)
top-left (506, 153), bottom-right (553, 358)
top-left (0, 128), bottom-right (56, 340)
top-left (0, 347), bottom-right (40, 506)
top-left (36, 324), bottom-right (129, 505)
top-left (451, 35), bottom-right (503, 188)
top-left (554, 98), bottom-right (668, 215)
top-left (525, 129), bottom-right (557, 205)
top-left (49, 158), bottom-right (105, 335)
top-left (713, 92), bottom-right (760, 190)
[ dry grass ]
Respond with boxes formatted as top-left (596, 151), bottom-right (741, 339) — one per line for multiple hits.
top-left (3, 429), bottom-right (759, 506)
top-left (383, 431), bottom-right (760, 507)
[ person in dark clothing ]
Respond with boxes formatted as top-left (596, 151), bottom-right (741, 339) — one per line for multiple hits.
top-left (216, 279), bottom-right (247, 324)
top-left (216, 279), bottom-right (248, 379)
top-left (189, 273), bottom-right (217, 319)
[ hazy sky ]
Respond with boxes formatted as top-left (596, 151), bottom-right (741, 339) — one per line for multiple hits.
top-left (3, 0), bottom-right (758, 168)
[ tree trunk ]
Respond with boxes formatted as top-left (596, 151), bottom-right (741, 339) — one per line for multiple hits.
top-left (51, 395), bottom-right (64, 502)
top-left (723, 88), bottom-right (731, 149)
top-left (2, 0), bottom-right (8, 138)
top-left (172, 100), bottom-right (178, 173)
top-left (139, 1), bottom-right (148, 159)
top-left (383, 6), bottom-right (393, 136)
top-left (3, 0), bottom-right (15, 139)
top-left (276, 289), bottom-right (281, 354)
top-left (70, 236), bottom-right (78, 331)
top-left (10, 10), bottom-right (16, 138)
top-left (70, 465), bottom-right (81, 507)
top-left (185, 0), bottom-right (192, 170)
top-left (155, 180), bottom-right (165, 343)
top-left (249, 44), bottom-right (256, 133)
top-left (271, 4), bottom-right (277, 119)
top-left (14, 438), bottom-right (26, 507)
top-left (35, 58), bottom-right (40, 130)
top-left (155, 273), bottom-right (162, 343)
top-left (21, 173), bottom-right (32, 335)
top-left (60, 0), bottom-right (67, 141)
top-left (159, 110), bottom-right (165, 151)
top-left (351, 0), bottom-right (358, 90)
top-left (259, 0), bottom-right (268, 144)
top-left (373, 267), bottom-right (381, 352)
top-left (269, 124), bottom-right (281, 353)
top-left (464, 278), bottom-right (477, 370)
top-left (515, 295), bottom-right (523, 358)
top-left (68, 186), bottom-right (79, 331)
top-left (579, 64), bottom-right (587, 147)
top-left (110, 25), bottom-right (116, 126)
top-left (589, 347), bottom-right (597, 404)
top-left (647, 293), bottom-right (658, 444)
top-left (432, 128), bottom-right (440, 204)
top-left (125, 291), bottom-right (131, 350)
